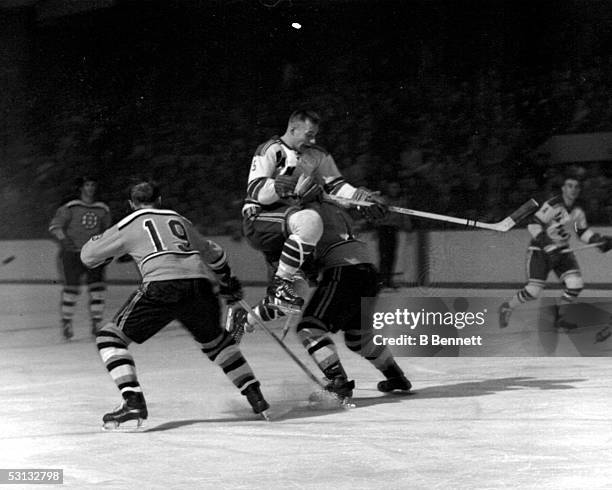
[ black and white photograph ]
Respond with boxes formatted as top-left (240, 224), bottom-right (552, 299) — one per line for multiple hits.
top-left (1, 0), bottom-right (612, 488)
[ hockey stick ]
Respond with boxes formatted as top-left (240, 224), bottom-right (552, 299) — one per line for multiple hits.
top-left (561, 242), bottom-right (604, 254)
top-left (324, 195), bottom-right (539, 232)
top-left (237, 300), bottom-right (326, 389)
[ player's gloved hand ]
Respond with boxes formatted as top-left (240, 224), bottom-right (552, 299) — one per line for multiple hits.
top-left (274, 174), bottom-right (300, 198)
top-left (590, 233), bottom-right (612, 252)
top-left (295, 175), bottom-right (322, 204)
top-left (352, 187), bottom-right (388, 221)
top-left (219, 275), bottom-right (244, 304)
top-left (600, 236), bottom-right (612, 253)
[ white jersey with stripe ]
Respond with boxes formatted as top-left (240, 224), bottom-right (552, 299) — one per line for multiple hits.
top-left (244, 137), bottom-right (358, 211)
top-left (80, 208), bottom-right (223, 283)
top-left (528, 195), bottom-right (594, 249)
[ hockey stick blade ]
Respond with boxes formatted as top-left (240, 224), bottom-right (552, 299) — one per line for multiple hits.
top-left (324, 195), bottom-right (539, 232)
top-left (237, 300), bottom-right (326, 389)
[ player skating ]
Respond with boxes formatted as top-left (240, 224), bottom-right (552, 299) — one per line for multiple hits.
top-left (49, 176), bottom-right (111, 339)
top-left (81, 180), bottom-right (270, 430)
top-left (242, 109), bottom-right (386, 312)
top-left (498, 174), bottom-right (612, 330)
top-left (231, 200), bottom-right (411, 405)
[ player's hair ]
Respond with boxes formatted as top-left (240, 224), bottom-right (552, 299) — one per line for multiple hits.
top-left (288, 109), bottom-right (321, 127)
top-left (75, 175), bottom-right (98, 189)
top-left (130, 181), bottom-right (161, 206)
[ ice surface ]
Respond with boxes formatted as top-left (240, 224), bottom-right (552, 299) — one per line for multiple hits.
top-left (1, 285), bottom-right (611, 489)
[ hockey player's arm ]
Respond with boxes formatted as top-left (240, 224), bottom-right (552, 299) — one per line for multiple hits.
top-left (575, 209), bottom-right (612, 252)
top-left (80, 225), bottom-right (126, 268)
top-left (48, 206), bottom-right (70, 242)
top-left (190, 231), bottom-right (243, 302)
top-left (246, 147), bottom-right (285, 205)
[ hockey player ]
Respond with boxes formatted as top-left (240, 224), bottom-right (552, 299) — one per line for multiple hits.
top-left (49, 176), bottom-right (111, 339)
top-left (81, 180), bottom-right (270, 429)
top-left (232, 200), bottom-right (411, 401)
top-left (243, 109), bottom-right (386, 312)
top-left (498, 175), bottom-right (612, 329)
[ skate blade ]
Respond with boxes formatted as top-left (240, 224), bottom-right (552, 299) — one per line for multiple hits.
top-left (102, 418), bottom-right (145, 432)
top-left (259, 410), bottom-right (271, 421)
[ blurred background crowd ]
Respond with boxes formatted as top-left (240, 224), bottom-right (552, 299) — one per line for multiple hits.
top-left (1, 0), bottom-right (612, 238)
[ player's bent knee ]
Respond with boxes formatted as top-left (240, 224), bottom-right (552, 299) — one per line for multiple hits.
top-left (564, 274), bottom-right (584, 290)
top-left (524, 283), bottom-right (543, 300)
top-left (96, 322), bottom-right (131, 345)
top-left (287, 209), bottom-right (323, 244)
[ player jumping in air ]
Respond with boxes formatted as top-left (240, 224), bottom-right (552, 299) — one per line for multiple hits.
top-left (498, 174), bottom-right (612, 330)
top-left (232, 200), bottom-right (411, 403)
top-left (242, 109), bottom-right (386, 312)
top-left (81, 180), bottom-right (270, 429)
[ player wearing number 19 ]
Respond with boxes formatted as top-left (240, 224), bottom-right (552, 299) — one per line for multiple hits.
top-left (81, 181), bottom-right (270, 429)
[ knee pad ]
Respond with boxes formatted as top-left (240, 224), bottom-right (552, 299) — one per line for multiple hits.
top-left (563, 273), bottom-right (584, 291)
top-left (524, 282), bottom-right (543, 300)
top-left (287, 209), bottom-right (323, 245)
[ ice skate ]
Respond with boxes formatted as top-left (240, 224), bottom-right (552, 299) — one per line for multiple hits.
top-left (61, 320), bottom-right (73, 341)
top-left (225, 306), bottom-right (250, 344)
top-left (266, 275), bottom-right (304, 313)
top-left (102, 392), bottom-right (148, 431)
top-left (378, 375), bottom-right (412, 393)
top-left (242, 381), bottom-right (270, 420)
top-left (498, 302), bottom-right (512, 328)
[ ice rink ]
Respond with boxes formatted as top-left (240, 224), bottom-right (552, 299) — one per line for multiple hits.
top-left (1, 284), bottom-right (611, 489)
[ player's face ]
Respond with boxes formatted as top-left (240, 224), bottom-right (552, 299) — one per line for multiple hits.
top-left (291, 119), bottom-right (319, 149)
top-left (81, 181), bottom-right (97, 199)
top-left (562, 179), bottom-right (580, 202)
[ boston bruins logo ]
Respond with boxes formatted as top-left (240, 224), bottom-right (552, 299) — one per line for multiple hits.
top-left (81, 211), bottom-right (99, 229)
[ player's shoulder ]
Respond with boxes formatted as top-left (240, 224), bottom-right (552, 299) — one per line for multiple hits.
top-left (254, 136), bottom-right (283, 156)
top-left (302, 143), bottom-right (330, 156)
top-left (117, 208), bottom-right (185, 230)
top-left (542, 194), bottom-right (563, 208)
top-left (64, 199), bottom-right (110, 212)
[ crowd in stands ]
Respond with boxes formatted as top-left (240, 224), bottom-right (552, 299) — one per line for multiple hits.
top-left (2, 11), bottom-right (612, 238)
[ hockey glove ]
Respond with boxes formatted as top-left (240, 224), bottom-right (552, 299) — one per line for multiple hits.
top-left (295, 175), bottom-right (323, 204)
top-left (219, 275), bottom-right (244, 304)
top-left (352, 187), bottom-right (388, 221)
top-left (590, 233), bottom-right (612, 253)
top-left (274, 174), bottom-right (300, 198)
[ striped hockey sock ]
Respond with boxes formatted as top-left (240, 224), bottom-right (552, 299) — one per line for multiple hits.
top-left (199, 331), bottom-right (257, 393)
top-left (277, 235), bottom-right (315, 280)
top-left (96, 326), bottom-right (141, 396)
top-left (345, 328), bottom-right (394, 371)
top-left (61, 286), bottom-right (79, 321)
top-left (297, 318), bottom-right (340, 374)
top-left (88, 282), bottom-right (106, 322)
